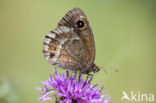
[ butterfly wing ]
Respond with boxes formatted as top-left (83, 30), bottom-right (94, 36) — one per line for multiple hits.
top-left (58, 8), bottom-right (96, 68)
top-left (43, 26), bottom-right (89, 72)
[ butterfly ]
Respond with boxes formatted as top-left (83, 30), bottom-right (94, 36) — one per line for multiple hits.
top-left (43, 8), bottom-right (100, 74)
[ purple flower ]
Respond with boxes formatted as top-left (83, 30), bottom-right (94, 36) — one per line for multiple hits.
top-left (36, 69), bottom-right (111, 103)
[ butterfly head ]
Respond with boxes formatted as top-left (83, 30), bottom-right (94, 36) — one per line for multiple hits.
top-left (92, 63), bottom-right (100, 73)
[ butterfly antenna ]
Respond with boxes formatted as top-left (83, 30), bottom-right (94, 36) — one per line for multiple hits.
top-left (100, 67), bottom-right (108, 74)
top-left (100, 66), bottom-right (118, 74)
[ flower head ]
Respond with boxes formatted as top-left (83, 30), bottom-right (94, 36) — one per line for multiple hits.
top-left (36, 69), bottom-right (110, 103)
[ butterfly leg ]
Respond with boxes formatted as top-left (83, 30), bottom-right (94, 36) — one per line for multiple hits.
top-left (55, 96), bottom-right (65, 103)
top-left (55, 96), bottom-right (59, 103)
top-left (87, 74), bottom-right (93, 84)
top-left (74, 71), bottom-right (78, 77)
top-left (87, 73), bottom-right (93, 76)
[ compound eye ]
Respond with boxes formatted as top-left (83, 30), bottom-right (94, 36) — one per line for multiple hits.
top-left (75, 19), bottom-right (86, 30)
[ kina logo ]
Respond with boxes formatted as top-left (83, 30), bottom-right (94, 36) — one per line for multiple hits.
top-left (121, 91), bottom-right (154, 102)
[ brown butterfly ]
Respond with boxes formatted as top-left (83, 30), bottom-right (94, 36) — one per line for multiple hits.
top-left (43, 8), bottom-right (100, 74)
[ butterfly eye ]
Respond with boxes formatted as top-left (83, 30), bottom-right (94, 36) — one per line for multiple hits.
top-left (75, 19), bottom-right (86, 30)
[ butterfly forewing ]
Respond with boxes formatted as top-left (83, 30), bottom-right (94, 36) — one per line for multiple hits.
top-left (43, 8), bottom-right (99, 74)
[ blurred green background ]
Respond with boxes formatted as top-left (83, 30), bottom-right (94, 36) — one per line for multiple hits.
top-left (0, 0), bottom-right (156, 103)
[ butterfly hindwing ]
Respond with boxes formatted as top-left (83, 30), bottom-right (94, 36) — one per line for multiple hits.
top-left (43, 26), bottom-right (89, 72)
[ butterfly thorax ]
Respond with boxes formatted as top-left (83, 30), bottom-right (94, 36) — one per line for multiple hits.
top-left (81, 63), bottom-right (100, 74)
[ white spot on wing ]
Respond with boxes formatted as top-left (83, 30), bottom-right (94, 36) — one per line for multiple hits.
top-left (43, 45), bottom-right (49, 51)
top-left (56, 28), bottom-right (63, 34)
top-left (71, 37), bottom-right (79, 41)
top-left (45, 56), bottom-right (50, 61)
top-left (47, 32), bottom-right (56, 38)
top-left (44, 38), bottom-right (51, 44)
top-left (60, 26), bottom-right (70, 33)
top-left (80, 15), bottom-right (85, 19)
top-left (44, 53), bottom-right (50, 56)
top-left (53, 30), bottom-right (60, 34)
top-left (65, 27), bottom-right (70, 32)
top-left (71, 28), bottom-right (74, 31)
